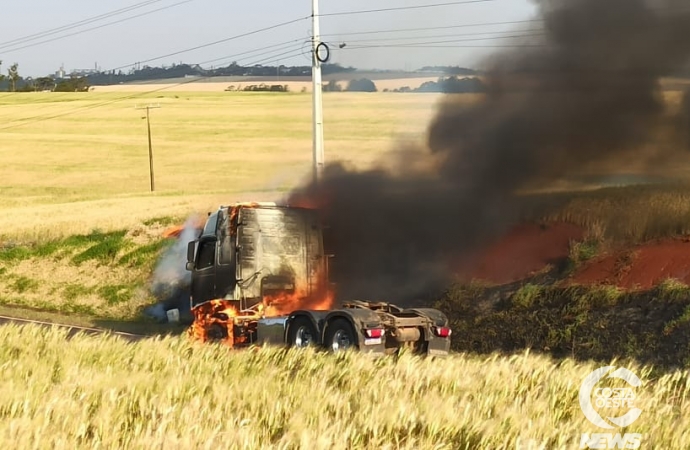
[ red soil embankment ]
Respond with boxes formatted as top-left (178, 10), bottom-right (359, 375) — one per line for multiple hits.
top-left (466, 222), bottom-right (584, 285)
top-left (570, 238), bottom-right (690, 289)
top-left (464, 220), bottom-right (690, 290)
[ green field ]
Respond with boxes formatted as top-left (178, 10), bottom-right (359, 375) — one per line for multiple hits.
top-left (0, 324), bottom-right (687, 449)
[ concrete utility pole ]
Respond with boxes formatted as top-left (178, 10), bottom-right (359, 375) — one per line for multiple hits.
top-left (312, 0), bottom-right (325, 184)
top-left (135, 103), bottom-right (161, 192)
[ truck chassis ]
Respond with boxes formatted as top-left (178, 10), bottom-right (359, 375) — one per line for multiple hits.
top-left (189, 299), bottom-right (451, 356)
top-left (185, 203), bottom-right (452, 356)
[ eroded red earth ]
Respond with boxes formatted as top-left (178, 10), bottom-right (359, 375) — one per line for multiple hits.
top-left (570, 238), bottom-right (690, 289)
top-left (463, 222), bottom-right (584, 284)
top-left (462, 222), bottom-right (690, 290)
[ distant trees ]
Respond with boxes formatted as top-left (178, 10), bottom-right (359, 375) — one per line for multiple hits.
top-left (415, 76), bottom-right (485, 93)
top-left (388, 76), bottom-right (486, 94)
top-left (0, 59), bottom-right (484, 94)
top-left (7, 63), bottom-right (19, 92)
top-left (322, 80), bottom-right (342, 92)
top-left (346, 78), bottom-right (377, 92)
top-left (84, 62), bottom-right (357, 86)
top-left (34, 77), bottom-right (56, 91)
top-left (225, 83), bottom-right (290, 92)
top-left (54, 76), bottom-right (90, 92)
top-left (241, 84), bottom-right (289, 92)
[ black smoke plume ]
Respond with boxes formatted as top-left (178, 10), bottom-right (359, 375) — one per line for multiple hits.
top-left (288, 0), bottom-right (690, 303)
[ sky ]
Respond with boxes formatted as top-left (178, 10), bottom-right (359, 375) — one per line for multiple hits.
top-left (0, 0), bottom-right (539, 77)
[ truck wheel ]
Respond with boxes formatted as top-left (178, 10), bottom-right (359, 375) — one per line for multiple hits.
top-left (324, 318), bottom-right (357, 353)
top-left (207, 323), bottom-right (229, 341)
top-left (287, 317), bottom-right (317, 348)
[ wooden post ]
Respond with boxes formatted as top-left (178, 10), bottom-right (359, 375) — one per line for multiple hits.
top-left (135, 103), bottom-right (161, 192)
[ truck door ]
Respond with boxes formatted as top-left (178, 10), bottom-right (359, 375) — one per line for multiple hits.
top-left (214, 208), bottom-right (237, 299)
top-left (190, 237), bottom-right (217, 307)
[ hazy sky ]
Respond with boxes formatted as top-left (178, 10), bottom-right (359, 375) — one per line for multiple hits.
top-left (1, 0), bottom-right (539, 77)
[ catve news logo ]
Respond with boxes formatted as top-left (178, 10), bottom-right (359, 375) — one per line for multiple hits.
top-left (579, 366), bottom-right (643, 449)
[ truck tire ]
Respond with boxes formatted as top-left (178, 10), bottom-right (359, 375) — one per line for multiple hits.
top-left (324, 318), bottom-right (357, 353)
top-left (286, 317), bottom-right (318, 348)
top-left (207, 323), bottom-right (229, 341)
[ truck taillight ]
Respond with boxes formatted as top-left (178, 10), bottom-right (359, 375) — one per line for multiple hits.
top-left (434, 326), bottom-right (451, 338)
top-left (365, 328), bottom-right (384, 339)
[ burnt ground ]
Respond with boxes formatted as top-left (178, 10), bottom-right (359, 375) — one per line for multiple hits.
top-left (435, 221), bottom-right (690, 369)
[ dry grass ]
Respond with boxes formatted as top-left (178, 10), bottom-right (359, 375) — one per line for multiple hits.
top-left (534, 183), bottom-right (690, 244)
top-left (0, 91), bottom-right (442, 319)
top-left (5, 90), bottom-right (690, 321)
top-left (0, 221), bottom-right (181, 320)
top-left (1, 257), bottom-right (149, 319)
top-left (0, 91), bottom-right (441, 240)
top-left (0, 324), bottom-right (687, 449)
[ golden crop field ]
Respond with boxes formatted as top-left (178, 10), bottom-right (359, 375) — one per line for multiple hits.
top-left (0, 91), bottom-right (443, 240)
top-left (0, 89), bottom-right (446, 322)
top-left (2, 88), bottom-right (690, 323)
top-left (2, 85), bottom-right (690, 449)
top-left (0, 324), bottom-right (687, 450)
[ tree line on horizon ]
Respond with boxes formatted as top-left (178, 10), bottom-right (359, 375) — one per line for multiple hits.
top-left (0, 60), bottom-right (481, 92)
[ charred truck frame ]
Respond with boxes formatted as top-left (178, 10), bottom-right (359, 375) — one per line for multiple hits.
top-left (185, 203), bottom-right (451, 356)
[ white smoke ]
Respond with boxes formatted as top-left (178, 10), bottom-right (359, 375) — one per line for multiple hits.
top-left (150, 214), bottom-right (202, 300)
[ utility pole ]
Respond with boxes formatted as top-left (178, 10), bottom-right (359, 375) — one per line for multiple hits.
top-left (135, 103), bottom-right (161, 192)
top-left (311, 0), bottom-right (325, 184)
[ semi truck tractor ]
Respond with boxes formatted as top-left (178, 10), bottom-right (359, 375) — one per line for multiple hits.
top-left (184, 202), bottom-right (451, 356)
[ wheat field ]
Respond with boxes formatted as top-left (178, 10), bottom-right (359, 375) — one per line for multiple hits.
top-left (0, 324), bottom-right (687, 449)
top-left (0, 91), bottom-right (442, 240)
top-left (0, 89), bottom-right (686, 241)
top-left (0, 90), bottom-right (444, 319)
top-left (3, 87), bottom-right (690, 449)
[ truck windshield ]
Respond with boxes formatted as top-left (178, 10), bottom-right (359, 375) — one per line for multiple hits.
top-left (201, 212), bottom-right (219, 238)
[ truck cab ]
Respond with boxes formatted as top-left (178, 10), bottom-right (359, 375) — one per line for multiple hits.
top-left (185, 202), bottom-right (452, 356)
top-left (185, 203), bottom-right (328, 311)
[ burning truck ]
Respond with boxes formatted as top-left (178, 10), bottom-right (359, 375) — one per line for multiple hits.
top-left (183, 202), bottom-right (451, 356)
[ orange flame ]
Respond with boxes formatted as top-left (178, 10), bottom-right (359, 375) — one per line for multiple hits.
top-left (187, 202), bottom-right (337, 347)
top-left (162, 216), bottom-right (205, 239)
top-left (262, 287), bottom-right (334, 317)
top-left (228, 202), bottom-right (262, 236)
top-left (189, 285), bottom-right (335, 347)
top-left (187, 299), bottom-right (239, 346)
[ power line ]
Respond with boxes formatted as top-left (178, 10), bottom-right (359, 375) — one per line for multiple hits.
top-left (341, 33), bottom-right (545, 49)
top-left (334, 30), bottom-right (544, 45)
top-left (318, 19), bottom-right (543, 38)
top-left (317, 0), bottom-right (500, 17)
top-left (345, 43), bottom-right (545, 49)
top-left (197, 39), bottom-right (305, 67)
top-left (0, 41), bottom-right (307, 109)
top-left (0, 43), bottom-right (310, 130)
top-left (200, 43), bottom-right (307, 70)
top-left (0, 20), bottom-right (542, 123)
top-left (0, 17), bottom-right (310, 111)
top-left (0, 0), bottom-right (194, 54)
top-left (108, 15), bottom-right (310, 73)
top-left (0, 0), bottom-right (168, 50)
top-left (318, 2), bottom-right (690, 37)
